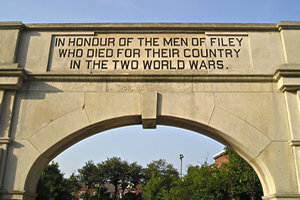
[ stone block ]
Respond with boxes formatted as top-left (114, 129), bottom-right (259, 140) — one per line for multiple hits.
top-left (249, 32), bottom-right (284, 74)
top-left (209, 107), bottom-right (271, 161)
top-left (2, 140), bottom-right (40, 191)
top-left (15, 92), bottom-right (85, 139)
top-left (159, 92), bottom-right (215, 125)
top-left (257, 142), bottom-right (299, 194)
top-left (214, 92), bottom-right (290, 141)
top-left (85, 92), bottom-right (140, 124)
top-left (0, 30), bottom-right (20, 64)
top-left (280, 29), bottom-right (300, 64)
top-left (28, 108), bottom-right (90, 156)
top-left (141, 92), bottom-right (157, 128)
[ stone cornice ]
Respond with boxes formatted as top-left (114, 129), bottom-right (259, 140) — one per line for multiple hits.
top-left (289, 140), bottom-right (300, 147)
top-left (274, 64), bottom-right (300, 92)
top-left (27, 73), bottom-right (274, 83)
top-left (0, 21), bottom-right (299, 32)
top-left (0, 190), bottom-right (37, 198)
top-left (277, 21), bottom-right (300, 30)
top-left (22, 23), bottom-right (279, 32)
top-left (0, 137), bottom-right (11, 144)
top-left (0, 65), bottom-right (27, 90)
top-left (0, 21), bottom-right (24, 30)
top-left (263, 193), bottom-right (300, 199)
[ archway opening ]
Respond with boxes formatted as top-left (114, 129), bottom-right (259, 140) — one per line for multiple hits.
top-left (30, 120), bottom-right (265, 200)
top-left (54, 125), bottom-right (225, 178)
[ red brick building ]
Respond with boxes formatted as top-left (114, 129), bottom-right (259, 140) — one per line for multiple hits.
top-left (213, 150), bottom-right (229, 166)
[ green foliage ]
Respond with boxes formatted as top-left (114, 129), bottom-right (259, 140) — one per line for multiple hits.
top-left (224, 148), bottom-right (263, 200)
top-left (142, 159), bottom-right (179, 200)
top-left (143, 149), bottom-right (263, 200)
top-left (65, 174), bottom-right (81, 196)
top-left (183, 164), bottom-right (229, 200)
top-left (78, 161), bottom-right (101, 188)
top-left (78, 157), bottom-right (144, 200)
top-left (158, 163), bottom-right (229, 200)
top-left (99, 157), bottom-right (130, 198)
top-left (95, 187), bottom-right (112, 200)
top-left (128, 162), bottom-right (144, 187)
top-left (78, 160), bottom-right (105, 199)
top-left (37, 148), bottom-right (262, 200)
top-left (143, 159), bottom-right (179, 183)
top-left (122, 192), bottom-right (142, 200)
top-left (36, 162), bottom-right (76, 200)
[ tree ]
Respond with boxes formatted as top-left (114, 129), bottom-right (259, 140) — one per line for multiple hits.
top-left (36, 162), bottom-right (73, 200)
top-left (143, 159), bottom-right (179, 183)
top-left (224, 148), bottom-right (263, 200)
top-left (99, 157), bottom-right (130, 199)
top-left (182, 163), bottom-right (229, 200)
top-left (78, 160), bottom-right (109, 200)
top-left (154, 149), bottom-right (263, 200)
top-left (77, 161), bottom-right (99, 199)
top-left (99, 158), bottom-right (144, 199)
top-left (159, 162), bottom-right (230, 200)
top-left (77, 158), bottom-right (144, 200)
top-left (142, 159), bottom-right (179, 200)
top-left (128, 161), bottom-right (144, 187)
top-left (65, 174), bottom-right (81, 199)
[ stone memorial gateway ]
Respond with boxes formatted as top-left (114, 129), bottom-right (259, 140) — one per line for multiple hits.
top-left (0, 21), bottom-right (300, 199)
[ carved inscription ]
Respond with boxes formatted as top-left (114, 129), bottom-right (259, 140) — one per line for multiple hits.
top-left (48, 34), bottom-right (251, 73)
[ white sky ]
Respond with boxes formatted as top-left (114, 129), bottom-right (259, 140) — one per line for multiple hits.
top-left (2, 0), bottom-right (300, 177)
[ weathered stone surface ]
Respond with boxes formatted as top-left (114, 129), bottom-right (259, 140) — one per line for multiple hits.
top-left (85, 92), bottom-right (140, 124)
top-left (249, 32), bottom-right (285, 74)
top-left (209, 107), bottom-right (271, 161)
top-left (280, 30), bottom-right (300, 64)
top-left (193, 82), bottom-right (273, 92)
top-left (141, 92), bottom-right (157, 128)
top-left (159, 92), bottom-right (215, 125)
top-left (3, 139), bottom-right (41, 191)
top-left (255, 142), bottom-right (298, 194)
top-left (0, 29), bottom-right (20, 64)
top-left (15, 92), bottom-right (85, 139)
top-left (214, 92), bottom-right (290, 141)
top-left (0, 21), bottom-right (300, 200)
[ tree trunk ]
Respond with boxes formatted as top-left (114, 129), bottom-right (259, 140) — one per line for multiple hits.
top-left (114, 184), bottom-right (118, 200)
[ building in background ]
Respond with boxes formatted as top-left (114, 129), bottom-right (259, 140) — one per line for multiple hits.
top-left (213, 150), bottom-right (229, 166)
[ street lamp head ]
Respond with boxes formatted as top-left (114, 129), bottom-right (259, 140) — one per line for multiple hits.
top-left (179, 154), bottom-right (184, 179)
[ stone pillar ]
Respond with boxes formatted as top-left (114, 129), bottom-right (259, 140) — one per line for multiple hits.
top-left (273, 66), bottom-right (300, 200)
top-left (0, 90), bottom-right (15, 189)
top-left (263, 22), bottom-right (300, 199)
top-left (286, 91), bottom-right (300, 192)
top-left (0, 191), bottom-right (36, 200)
top-left (0, 22), bottom-right (29, 200)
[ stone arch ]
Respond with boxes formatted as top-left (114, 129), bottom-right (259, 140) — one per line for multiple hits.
top-left (22, 112), bottom-right (273, 198)
top-left (1, 21), bottom-right (300, 200)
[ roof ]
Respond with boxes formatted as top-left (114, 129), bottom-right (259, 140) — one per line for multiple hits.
top-left (213, 150), bottom-right (226, 160)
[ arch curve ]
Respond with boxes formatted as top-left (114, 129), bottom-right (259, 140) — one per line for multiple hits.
top-left (24, 113), bottom-right (274, 197)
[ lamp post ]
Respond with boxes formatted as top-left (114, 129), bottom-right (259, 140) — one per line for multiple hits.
top-left (179, 154), bottom-right (184, 180)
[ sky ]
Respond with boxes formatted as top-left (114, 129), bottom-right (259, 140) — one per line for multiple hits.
top-left (1, 0), bottom-right (300, 177)
top-left (1, 0), bottom-right (300, 24)
top-left (55, 126), bottom-right (225, 177)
